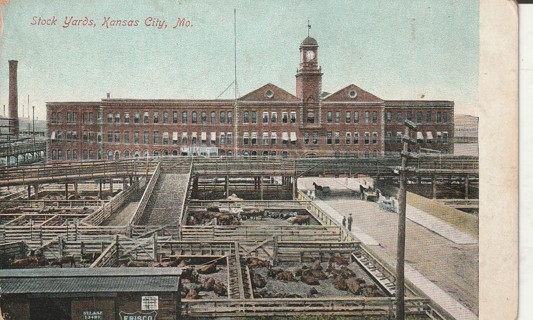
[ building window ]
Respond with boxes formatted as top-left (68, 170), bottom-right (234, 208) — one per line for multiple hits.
top-left (372, 111), bottom-right (378, 123)
top-left (334, 132), bottom-right (340, 144)
top-left (443, 112), bottom-right (448, 123)
top-left (397, 112), bottom-right (402, 123)
top-left (210, 111), bottom-right (216, 124)
top-left (88, 132), bottom-right (94, 144)
top-left (354, 111), bottom-right (359, 123)
top-left (345, 132), bottom-right (351, 144)
top-left (354, 132), bottom-right (359, 144)
top-left (228, 111), bottom-right (233, 124)
top-left (144, 112), bottom-right (149, 124)
top-left (51, 112), bottom-right (57, 123)
top-left (182, 134), bottom-right (188, 145)
top-left (443, 131), bottom-right (449, 143)
top-left (307, 111), bottom-right (314, 124)
top-left (282, 112), bottom-right (288, 124)
top-left (243, 111), bottom-right (249, 123)
top-left (386, 112), bottom-right (392, 124)
top-left (163, 132), bottom-right (169, 145)
top-left (386, 131), bottom-right (392, 143)
top-left (335, 111), bottom-right (340, 123)
top-left (89, 150), bottom-right (94, 159)
top-left (426, 111), bottom-right (432, 123)
top-left (153, 131), bottom-right (159, 144)
top-left (243, 132), bottom-right (249, 146)
top-left (327, 111), bottom-right (332, 123)
top-left (364, 132), bottom-right (370, 144)
top-left (220, 133), bottom-right (225, 145)
top-left (124, 131), bottom-right (130, 144)
top-left (124, 150), bottom-right (130, 159)
top-left (262, 112), bottom-right (268, 124)
top-left (107, 112), bottom-right (113, 124)
top-left (227, 132), bottom-right (233, 145)
top-left (271, 112), bottom-right (277, 124)
top-left (57, 112), bottom-right (63, 124)
top-left (313, 132), bottom-right (318, 144)
top-left (345, 111), bottom-right (351, 124)
top-left (182, 111), bottom-right (188, 124)
top-left (114, 131), bottom-right (120, 144)
top-left (373, 150), bottom-right (378, 158)
top-left (107, 132), bottom-right (112, 144)
top-left (290, 111), bottom-right (297, 123)
top-left (220, 111), bottom-right (225, 124)
top-left (134, 131), bottom-right (139, 144)
top-left (58, 149), bottom-right (63, 159)
top-left (153, 112), bottom-right (159, 124)
top-left (67, 150), bottom-right (71, 160)
top-left (416, 111), bottom-right (422, 124)
top-left (107, 150), bottom-right (112, 160)
top-left (304, 132), bottom-right (309, 144)
top-left (88, 112), bottom-right (93, 124)
top-left (143, 131), bottom-right (149, 145)
top-left (364, 111), bottom-right (370, 123)
top-left (192, 111), bottom-right (197, 123)
top-left (251, 132), bottom-right (257, 145)
top-left (134, 112), bottom-right (140, 124)
top-left (251, 111), bottom-right (257, 124)
top-left (163, 112), bottom-right (169, 124)
top-left (405, 111), bottom-right (411, 121)
top-left (397, 132), bottom-right (402, 143)
top-left (271, 132), bottom-right (277, 145)
top-left (262, 133), bottom-right (269, 145)
top-left (124, 113), bottom-right (130, 124)
top-left (115, 113), bottom-right (120, 123)
top-left (436, 112), bottom-right (442, 123)
top-left (201, 111), bottom-right (207, 124)
top-left (173, 111), bottom-right (178, 123)
top-left (372, 132), bottom-right (378, 144)
top-left (192, 133), bottom-right (198, 145)
top-left (327, 131), bottom-right (332, 145)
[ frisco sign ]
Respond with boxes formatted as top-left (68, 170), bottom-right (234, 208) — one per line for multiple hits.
top-left (119, 311), bottom-right (157, 320)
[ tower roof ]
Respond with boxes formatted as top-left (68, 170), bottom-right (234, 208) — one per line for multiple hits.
top-left (301, 36), bottom-right (318, 47)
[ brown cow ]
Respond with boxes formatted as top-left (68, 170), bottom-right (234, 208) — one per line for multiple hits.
top-left (334, 275), bottom-right (348, 291)
top-left (267, 267), bottom-right (284, 278)
top-left (247, 257), bottom-right (270, 268)
top-left (51, 255), bottom-right (76, 268)
top-left (213, 282), bottom-right (227, 297)
top-left (181, 267), bottom-right (199, 283)
top-left (197, 263), bottom-right (217, 274)
top-left (185, 287), bottom-right (200, 299)
top-left (126, 261), bottom-right (150, 268)
top-left (287, 215), bottom-right (310, 225)
top-left (329, 255), bottom-right (350, 266)
top-left (310, 269), bottom-right (328, 280)
top-left (300, 270), bottom-right (320, 285)
top-left (201, 277), bottom-right (215, 291)
top-left (311, 259), bottom-right (323, 271)
top-left (345, 277), bottom-right (361, 295)
top-left (10, 257), bottom-right (41, 269)
top-left (275, 271), bottom-right (296, 282)
top-left (252, 273), bottom-right (267, 289)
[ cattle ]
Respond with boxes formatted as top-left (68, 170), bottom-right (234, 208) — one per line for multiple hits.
top-left (81, 252), bottom-right (100, 264)
top-left (275, 271), bottom-right (296, 282)
top-left (334, 275), bottom-right (348, 291)
top-left (252, 273), bottom-right (267, 289)
top-left (242, 210), bottom-right (265, 220)
top-left (329, 255), bottom-right (350, 266)
top-left (185, 287), bottom-right (200, 299)
top-left (311, 259), bottom-right (323, 271)
top-left (340, 266), bottom-right (357, 279)
top-left (126, 261), bottom-right (150, 268)
top-left (213, 282), bottom-right (227, 297)
top-left (10, 257), bottom-right (42, 269)
top-left (287, 215), bottom-right (310, 225)
top-left (181, 267), bottom-right (199, 283)
top-left (197, 263), bottom-right (217, 274)
top-left (310, 269), bottom-right (328, 280)
top-left (217, 214), bottom-right (240, 226)
top-left (201, 277), bottom-right (216, 291)
top-left (307, 287), bottom-right (319, 298)
top-left (300, 270), bottom-right (320, 285)
top-left (51, 255), bottom-right (76, 268)
top-left (313, 182), bottom-right (323, 192)
top-left (246, 257), bottom-right (270, 269)
top-left (267, 267), bottom-right (284, 278)
top-left (345, 277), bottom-right (361, 295)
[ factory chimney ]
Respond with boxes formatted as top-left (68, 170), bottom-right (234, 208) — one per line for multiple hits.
top-left (8, 60), bottom-right (19, 136)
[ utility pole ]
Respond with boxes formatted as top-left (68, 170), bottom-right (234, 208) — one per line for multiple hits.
top-left (32, 106), bottom-right (35, 144)
top-left (395, 119), bottom-right (418, 319)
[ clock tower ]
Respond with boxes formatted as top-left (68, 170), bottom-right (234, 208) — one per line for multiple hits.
top-left (296, 35), bottom-right (323, 126)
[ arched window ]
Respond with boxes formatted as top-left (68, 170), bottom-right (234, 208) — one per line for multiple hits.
top-left (107, 150), bottom-right (113, 160)
top-left (114, 151), bottom-right (120, 160)
top-left (172, 150), bottom-right (178, 156)
top-left (134, 151), bottom-right (140, 158)
top-left (124, 150), bottom-right (130, 159)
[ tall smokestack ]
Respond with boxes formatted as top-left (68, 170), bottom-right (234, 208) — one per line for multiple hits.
top-left (8, 60), bottom-right (19, 136)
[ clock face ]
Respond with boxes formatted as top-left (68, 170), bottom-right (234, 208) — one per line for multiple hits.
top-left (305, 50), bottom-right (315, 61)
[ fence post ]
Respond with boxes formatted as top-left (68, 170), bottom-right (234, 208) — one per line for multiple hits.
top-left (58, 236), bottom-right (64, 257)
top-left (153, 232), bottom-right (158, 262)
top-left (272, 235), bottom-right (278, 266)
top-left (115, 234), bottom-right (120, 264)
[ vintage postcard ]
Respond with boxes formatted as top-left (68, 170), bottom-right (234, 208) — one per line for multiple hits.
top-left (0, 1), bottom-right (517, 320)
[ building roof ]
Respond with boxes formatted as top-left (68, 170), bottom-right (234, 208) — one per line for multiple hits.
top-left (301, 36), bottom-right (318, 46)
top-left (322, 84), bottom-right (384, 103)
top-left (0, 268), bottom-right (181, 295)
top-left (384, 100), bottom-right (454, 107)
top-left (238, 83), bottom-right (300, 103)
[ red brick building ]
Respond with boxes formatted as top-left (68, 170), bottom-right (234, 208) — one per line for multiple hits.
top-left (46, 36), bottom-right (454, 162)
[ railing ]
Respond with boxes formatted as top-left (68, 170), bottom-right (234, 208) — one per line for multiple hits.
top-left (1, 199), bottom-right (107, 208)
top-left (181, 297), bottom-right (430, 318)
top-left (192, 158), bottom-right (295, 176)
top-left (178, 161), bottom-right (194, 233)
top-left (81, 178), bottom-right (146, 226)
top-left (128, 163), bottom-right (161, 225)
top-left (188, 200), bottom-right (309, 210)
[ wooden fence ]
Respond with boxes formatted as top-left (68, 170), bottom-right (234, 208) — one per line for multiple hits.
top-left (81, 178), bottom-right (146, 225)
top-left (129, 163), bottom-right (161, 225)
top-left (181, 297), bottom-right (429, 318)
top-left (0, 241), bottom-right (27, 260)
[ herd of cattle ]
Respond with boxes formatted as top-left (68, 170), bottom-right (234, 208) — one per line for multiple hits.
top-left (0, 251), bottom-right (98, 269)
top-left (187, 207), bottom-right (312, 226)
top-left (247, 256), bottom-right (384, 298)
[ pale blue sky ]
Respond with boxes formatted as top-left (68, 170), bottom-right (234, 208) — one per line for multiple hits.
top-left (0, 0), bottom-right (479, 120)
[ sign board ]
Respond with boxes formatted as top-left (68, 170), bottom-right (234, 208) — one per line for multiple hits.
top-left (82, 311), bottom-right (103, 320)
top-left (119, 311), bottom-right (157, 320)
top-left (141, 296), bottom-right (159, 311)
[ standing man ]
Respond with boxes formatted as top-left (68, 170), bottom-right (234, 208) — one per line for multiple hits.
top-left (347, 213), bottom-right (353, 231)
top-left (342, 216), bottom-right (346, 228)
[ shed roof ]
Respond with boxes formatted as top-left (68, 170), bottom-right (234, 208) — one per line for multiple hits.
top-left (0, 268), bottom-right (181, 294)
